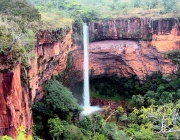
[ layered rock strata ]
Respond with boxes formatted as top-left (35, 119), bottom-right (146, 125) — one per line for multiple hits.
top-left (88, 18), bottom-right (179, 41)
top-left (87, 40), bottom-right (177, 80)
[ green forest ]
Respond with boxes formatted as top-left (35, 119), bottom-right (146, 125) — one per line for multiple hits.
top-left (28, 0), bottom-right (180, 28)
top-left (1, 0), bottom-right (180, 140)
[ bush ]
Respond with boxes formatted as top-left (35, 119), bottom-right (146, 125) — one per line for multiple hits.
top-left (44, 79), bottom-right (82, 114)
top-left (63, 125), bottom-right (85, 140)
top-left (32, 79), bottom-right (82, 139)
top-left (103, 122), bottom-right (130, 140)
top-left (48, 117), bottom-right (64, 139)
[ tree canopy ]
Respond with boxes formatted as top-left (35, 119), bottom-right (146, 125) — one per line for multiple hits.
top-left (0, 0), bottom-right (40, 69)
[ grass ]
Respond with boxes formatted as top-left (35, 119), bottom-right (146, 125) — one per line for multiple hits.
top-left (114, 7), bottom-right (180, 20)
top-left (40, 12), bottom-right (73, 30)
top-left (0, 15), bottom-right (10, 29)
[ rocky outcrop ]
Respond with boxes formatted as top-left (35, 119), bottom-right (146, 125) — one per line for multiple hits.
top-left (89, 18), bottom-right (179, 41)
top-left (74, 39), bottom-right (177, 80)
top-left (0, 27), bottom-right (75, 138)
top-left (34, 28), bottom-right (74, 102)
top-left (88, 40), bottom-right (177, 80)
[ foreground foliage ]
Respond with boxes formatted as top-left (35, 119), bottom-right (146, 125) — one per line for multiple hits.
top-left (127, 101), bottom-right (180, 139)
top-left (2, 126), bottom-right (32, 140)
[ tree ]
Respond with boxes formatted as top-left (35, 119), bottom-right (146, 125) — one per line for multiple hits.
top-left (163, 0), bottom-right (178, 13)
top-left (78, 113), bottom-right (107, 138)
top-left (129, 101), bottom-right (180, 139)
top-left (115, 106), bottom-right (127, 123)
top-left (132, 0), bottom-right (141, 8)
top-left (103, 122), bottom-right (130, 140)
top-left (130, 94), bottom-right (145, 108)
top-left (0, 0), bottom-right (40, 53)
top-left (48, 117), bottom-right (64, 139)
top-left (144, 90), bottom-right (159, 106)
top-left (2, 126), bottom-right (32, 140)
top-left (32, 79), bottom-right (82, 139)
top-left (126, 123), bottom-right (158, 140)
top-left (0, 0), bottom-right (40, 69)
top-left (44, 79), bottom-right (81, 113)
top-left (63, 125), bottom-right (85, 140)
top-left (146, 0), bottom-right (158, 10)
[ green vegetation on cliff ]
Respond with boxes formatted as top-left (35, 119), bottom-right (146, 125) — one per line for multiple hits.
top-left (0, 0), bottom-right (40, 70)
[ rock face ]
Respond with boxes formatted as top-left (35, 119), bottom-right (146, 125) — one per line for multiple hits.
top-left (75, 39), bottom-right (178, 81)
top-left (88, 18), bottom-right (179, 41)
top-left (74, 18), bottom-right (180, 80)
top-left (0, 64), bottom-right (32, 138)
top-left (87, 40), bottom-right (177, 80)
top-left (0, 18), bottom-right (180, 138)
top-left (0, 28), bottom-right (75, 138)
top-left (34, 28), bottom-right (74, 102)
top-left (91, 97), bottom-right (127, 111)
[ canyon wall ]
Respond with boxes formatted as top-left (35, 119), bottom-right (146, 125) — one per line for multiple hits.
top-left (34, 28), bottom-right (74, 102)
top-left (88, 40), bottom-right (177, 80)
top-left (74, 18), bottom-right (179, 80)
top-left (0, 64), bottom-right (32, 138)
top-left (88, 18), bottom-right (179, 41)
top-left (0, 17), bottom-right (180, 138)
top-left (0, 28), bottom-right (75, 138)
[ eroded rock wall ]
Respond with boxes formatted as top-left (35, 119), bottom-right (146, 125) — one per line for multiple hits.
top-left (0, 28), bottom-right (75, 138)
top-left (89, 40), bottom-right (177, 79)
top-left (0, 64), bottom-right (32, 138)
top-left (89, 18), bottom-right (179, 41)
top-left (76, 18), bottom-right (180, 80)
top-left (34, 29), bottom-right (74, 102)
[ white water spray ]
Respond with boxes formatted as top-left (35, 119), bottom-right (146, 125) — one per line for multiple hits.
top-left (83, 23), bottom-right (90, 107)
top-left (82, 23), bottom-right (101, 115)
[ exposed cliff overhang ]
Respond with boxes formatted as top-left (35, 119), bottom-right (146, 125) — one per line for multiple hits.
top-left (74, 18), bottom-right (180, 81)
top-left (88, 40), bottom-right (176, 80)
top-left (88, 18), bottom-right (179, 41)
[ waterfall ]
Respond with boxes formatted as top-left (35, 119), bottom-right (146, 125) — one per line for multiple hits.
top-left (82, 23), bottom-right (101, 115)
top-left (83, 23), bottom-right (90, 107)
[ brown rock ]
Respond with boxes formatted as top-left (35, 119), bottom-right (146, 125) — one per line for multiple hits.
top-left (0, 64), bottom-right (32, 138)
top-left (75, 40), bottom-right (177, 80)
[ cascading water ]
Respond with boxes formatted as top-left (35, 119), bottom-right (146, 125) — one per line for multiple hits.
top-left (82, 23), bottom-right (101, 115)
top-left (83, 23), bottom-right (90, 107)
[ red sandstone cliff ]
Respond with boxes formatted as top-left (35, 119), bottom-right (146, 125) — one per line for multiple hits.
top-left (74, 39), bottom-right (178, 81)
top-left (0, 28), bottom-right (74, 138)
top-left (75, 18), bottom-right (179, 80)
top-left (88, 18), bottom-right (179, 41)
top-left (0, 18), bottom-right (180, 138)
top-left (0, 64), bottom-right (32, 138)
top-left (34, 28), bottom-right (74, 102)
